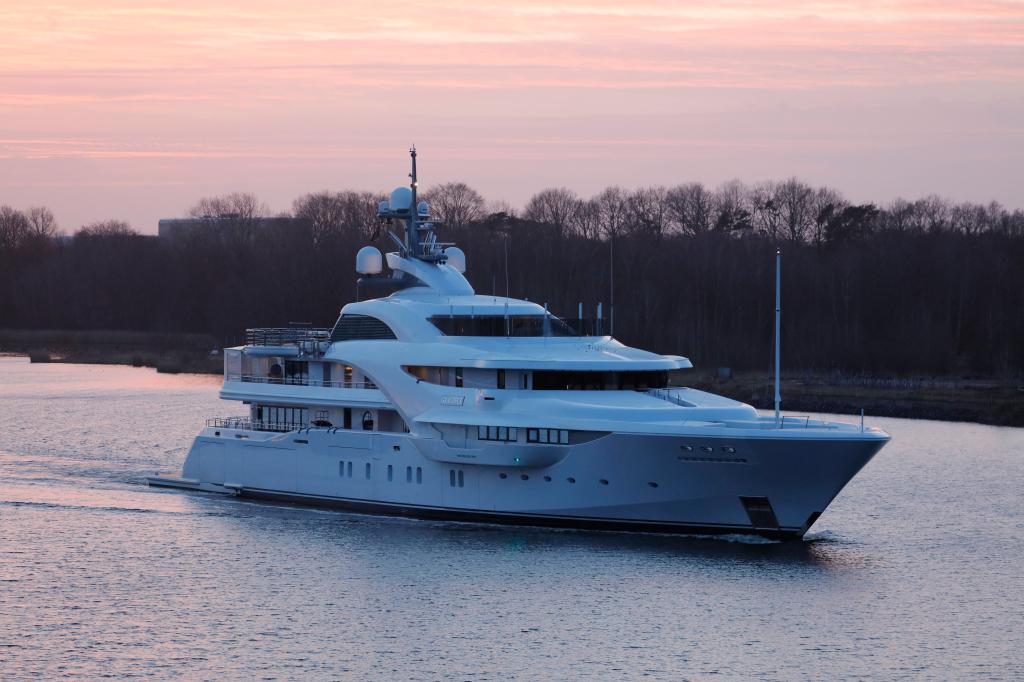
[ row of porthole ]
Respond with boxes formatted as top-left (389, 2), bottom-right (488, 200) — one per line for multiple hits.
top-left (496, 473), bottom-right (659, 488)
top-left (682, 444), bottom-right (738, 454)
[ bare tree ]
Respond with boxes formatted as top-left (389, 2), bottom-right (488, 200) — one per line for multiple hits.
top-left (666, 183), bottom-right (715, 235)
top-left (572, 199), bottom-right (603, 240)
top-left (293, 190), bottom-right (381, 244)
top-left (593, 186), bottom-right (630, 238)
top-left (0, 205), bottom-right (30, 253)
top-left (523, 187), bottom-right (581, 236)
top-left (187, 192), bottom-right (269, 220)
top-left (712, 180), bottom-right (752, 233)
top-left (26, 207), bottom-right (59, 240)
top-left (422, 182), bottom-right (485, 227)
top-left (77, 220), bottom-right (137, 237)
top-left (775, 178), bottom-right (816, 242)
top-left (809, 187), bottom-right (846, 245)
top-left (624, 186), bottom-right (669, 236)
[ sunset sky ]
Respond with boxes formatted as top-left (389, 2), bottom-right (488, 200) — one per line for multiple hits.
top-left (1, 1), bottom-right (1022, 232)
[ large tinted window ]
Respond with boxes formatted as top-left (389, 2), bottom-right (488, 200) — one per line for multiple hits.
top-left (532, 370), bottom-right (669, 390)
top-left (429, 315), bottom-right (577, 337)
top-left (330, 314), bottom-right (397, 342)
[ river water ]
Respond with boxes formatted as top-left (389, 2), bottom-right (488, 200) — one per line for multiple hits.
top-left (1, 357), bottom-right (1022, 680)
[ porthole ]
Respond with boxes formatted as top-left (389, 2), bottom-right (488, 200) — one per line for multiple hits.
top-left (648, 481), bottom-right (659, 488)
top-left (543, 476), bottom-right (552, 482)
top-left (521, 474), bottom-right (529, 481)
top-left (681, 445), bottom-right (693, 451)
top-left (599, 479), bottom-right (609, 485)
top-left (499, 473), bottom-right (508, 479)
top-left (567, 477), bottom-right (576, 484)
top-left (701, 446), bottom-right (714, 453)
top-left (722, 446), bottom-right (736, 454)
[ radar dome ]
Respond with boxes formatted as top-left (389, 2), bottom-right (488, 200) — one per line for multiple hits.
top-left (389, 186), bottom-right (413, 213)
top-left (417, 200), bottom-right (430, 216)
top-left (356, 246), bottom-right (383, 275)
top-left (444, 246), bottom-right (466, 273)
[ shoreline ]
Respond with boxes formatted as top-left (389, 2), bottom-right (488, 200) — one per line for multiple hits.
top-left (2, 330), bottom-right (1021, 427)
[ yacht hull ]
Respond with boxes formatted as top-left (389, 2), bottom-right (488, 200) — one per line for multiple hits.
top-left (150, 427), bottom-right (886, 539)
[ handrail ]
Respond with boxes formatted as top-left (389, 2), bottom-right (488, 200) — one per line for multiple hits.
top-left (776, 415), bottom-right (839, 430)
top-left (225, 373), bottom-right (378, 390)
top-left (206, 417), bottom-right (306, 433)
top-left (245, 327), bottom-right (330, 348)
top-left (646, 388), bottom-right (696, 407)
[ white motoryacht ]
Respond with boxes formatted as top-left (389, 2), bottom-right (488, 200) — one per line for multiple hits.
top-left (149, 149), bottom-right (890, 539)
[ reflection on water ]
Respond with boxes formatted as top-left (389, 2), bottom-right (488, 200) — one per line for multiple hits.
top-left (1, 357), bottom-right (1022, 679)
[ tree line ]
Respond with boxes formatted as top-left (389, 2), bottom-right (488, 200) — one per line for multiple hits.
top-left (1, 177), bottom-right (1022, 376)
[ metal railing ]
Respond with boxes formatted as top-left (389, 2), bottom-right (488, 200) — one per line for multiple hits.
top-left (647, 388), bottom-right (696, 407)
top-left (245, 327), bottom-right (330, 347)
top-left (774, 415), bottom-right (839, 430)
top-left (225, 373), bottom-right (377, 389)
top-left (206, 417), bottom-right (307, 433)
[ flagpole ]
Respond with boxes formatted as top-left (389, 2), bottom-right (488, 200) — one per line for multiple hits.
top-left (774, 248), bottom-right (782, 424)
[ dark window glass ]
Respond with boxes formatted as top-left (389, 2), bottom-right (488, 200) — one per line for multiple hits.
top-left (531, 370), bottom-right (669, 391)
top-left (428, 315), bottom-right (577, 337)
top-left (330, 314), bottom-right (397, 342)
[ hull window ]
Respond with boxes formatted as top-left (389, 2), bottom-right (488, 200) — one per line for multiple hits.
top-left (527, 428), bottom-right (569, 445)
top-left (478, 425), bottom-right (518, 442)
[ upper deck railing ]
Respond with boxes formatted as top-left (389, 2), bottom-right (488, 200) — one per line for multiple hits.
top-left (245, 327), bottom-right (331, 347)
top-left (206, 417), bottom-right (306, 433)
top-left (224, 373), bottom-right (378, 390)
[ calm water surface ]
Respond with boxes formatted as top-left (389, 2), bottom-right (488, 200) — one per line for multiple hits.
top-left (1, 357), bottom-right (1022, 680)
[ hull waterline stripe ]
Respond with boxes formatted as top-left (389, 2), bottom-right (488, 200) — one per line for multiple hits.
top-left (238, 486), bottom-right (806, 539)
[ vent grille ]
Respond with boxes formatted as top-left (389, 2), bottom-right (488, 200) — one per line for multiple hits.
top-left (330, 314), bottom-right (397, 342)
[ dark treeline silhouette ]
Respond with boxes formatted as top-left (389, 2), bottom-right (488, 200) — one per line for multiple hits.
top-left (1, 178), bottom-right (1022, 376)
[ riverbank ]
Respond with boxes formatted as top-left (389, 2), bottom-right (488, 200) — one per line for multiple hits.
top-left (2, 329), bottom-right (1021, 426)
top-left (0, 329), bottom-right (224, 375)
top-left (689, 371), bottom-right (1024, 427)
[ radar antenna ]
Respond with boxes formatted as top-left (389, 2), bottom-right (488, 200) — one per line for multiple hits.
top-left (376, 146), bottom-right (452, 263)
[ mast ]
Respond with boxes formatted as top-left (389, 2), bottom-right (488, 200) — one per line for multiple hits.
top-left (406, 145), bottom-right (420, 255)
top-left (376, 148), bottom-right (454, 265)
top-left (774, 247), bottom-right (782, 424)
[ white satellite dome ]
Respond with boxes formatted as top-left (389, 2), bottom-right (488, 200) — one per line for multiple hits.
top-left (356, 245), bottom-right (383, 275)
top-left (417, 200), bottom-right (430, 216)
top-left (444, 246), bottom-right (466, 273)
top-left (389, 186), bottom-right (413, 214)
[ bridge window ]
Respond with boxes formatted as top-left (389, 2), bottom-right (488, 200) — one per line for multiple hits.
top-left (330, 314), bottom-right (397, 342)
top-left (532, 370), bottom-right (669, 391)
top-left (429, 314), bottom-right (578, 337)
